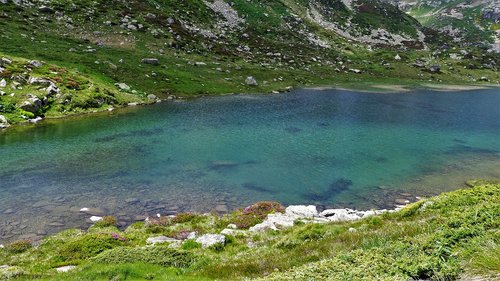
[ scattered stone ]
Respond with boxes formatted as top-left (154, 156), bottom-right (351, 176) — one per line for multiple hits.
top-left (1, 57), bottom-right (12, 65)
top-left (349, 68), bottom-right (362, 74)
top-left (0, 115), bottom-right (8, 126)
top-left (55, 266), bottom-right (76, 273)
top-left (147, 94), bottom-right (157, 101)
top-left (80, 207), bottom-right (106, 216)
top-left (29, 116), bottom-right (43, 124)
top-left (245, 76), bottom-right (258, 86)
top-left (394, 54), bottom-right (401, 61)
top-left (146, 236), bottom-right (181, 246)
top-left (19, 96), bottom-right (42, 113)
top-left (141, 58), bottom-right (159, 65)
top-left (227, 224), bottom-right (237, 229)
top-left (348, 227), bottom-right (357, 233)
top-left (428, 65), bottom-right (441, 73)
top-left (39, 6), bottom-right (55, 13)
top-left (195, 62), bottom-right (207, 66)
top-left (115, 83), bottom-right (130, 91)
top-left (187, 232), bottom-right (197, 240)
top-left (46, 84), bottom-right (59, 96)
top-left (28, 60), bottom-right (43, 68)
top-left (479, 76), bottom-right (489, 82)
top-left (195, 234), bottom-right (225, 248)
top-left (0, 79), bottom-right (6, 88)
top-left (220, 229), bottom-right (235, 235)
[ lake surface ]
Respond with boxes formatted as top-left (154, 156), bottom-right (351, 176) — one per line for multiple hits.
top-left (1, 88), bottom-right (500, 243)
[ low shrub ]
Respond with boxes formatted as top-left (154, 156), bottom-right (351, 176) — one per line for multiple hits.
top-left (230, 201), bottom-right (285, 229)
top-left (91, 245), bottom-right (197, 268)
top-left (94, 216), bottom-right (118, 228)
top-left (5, 240), bottom-right (32, 253)
top-left (55, 233), bottom-right (127, 263)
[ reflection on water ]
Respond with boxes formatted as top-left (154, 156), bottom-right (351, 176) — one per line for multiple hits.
top-left (1, 88), bottom-right (499, 243)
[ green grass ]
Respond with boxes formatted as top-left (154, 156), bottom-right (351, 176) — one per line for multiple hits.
top-left (0, 181), bottom-right (499, 280)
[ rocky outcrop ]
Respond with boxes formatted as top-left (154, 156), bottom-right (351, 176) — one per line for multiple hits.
top-left (249, 205), bottom-right (394, 232)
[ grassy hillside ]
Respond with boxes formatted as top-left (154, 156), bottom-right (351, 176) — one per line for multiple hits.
top-left (1, 0), bottom-right (499, 126)
top-left (0, 180), bottom-right (498, 280)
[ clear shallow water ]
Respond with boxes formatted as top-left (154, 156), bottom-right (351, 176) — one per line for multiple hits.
top-left (1, 88), bottom-right (500, 242)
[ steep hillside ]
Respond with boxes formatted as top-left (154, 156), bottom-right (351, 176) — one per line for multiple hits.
top-left (0, 0), bottom-right (499, 127)
top-left (395, 0), bottom-right (500, 51)
top-left (0, 181), bottom-right (498, 280)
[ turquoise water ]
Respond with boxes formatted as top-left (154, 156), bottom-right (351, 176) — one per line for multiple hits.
top-left (1, 88), bottom-right (499, 242)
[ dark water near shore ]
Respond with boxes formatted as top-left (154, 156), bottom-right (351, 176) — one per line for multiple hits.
top-left (1, 88), bottom-right (499, 243)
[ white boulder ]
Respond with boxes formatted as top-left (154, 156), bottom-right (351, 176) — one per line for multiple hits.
top-left (195, 234), bottom-right (225, 248)
top-left (286, 205), bottom-right (318, 218)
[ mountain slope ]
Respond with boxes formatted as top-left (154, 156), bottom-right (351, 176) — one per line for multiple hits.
top-left (0, 0), bottom-right (499, 127)
top-left (395, 0), bottom-right (500, 51)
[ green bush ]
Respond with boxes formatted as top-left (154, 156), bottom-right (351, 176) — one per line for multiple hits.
top-left (91, 246), bottom-right (197, 268)
top-left (55, 233), bottom-right (127, 263)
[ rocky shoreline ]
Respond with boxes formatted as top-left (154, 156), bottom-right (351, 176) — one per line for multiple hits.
top-left (52, 202), bottom-right (405, 249)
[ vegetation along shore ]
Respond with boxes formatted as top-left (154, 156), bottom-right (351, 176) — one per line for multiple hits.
top-left (0, 180), bottom-right (498, 280)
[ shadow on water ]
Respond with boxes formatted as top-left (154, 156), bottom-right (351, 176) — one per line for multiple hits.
top-left (242, 182), bottom-right (277, 194)
top-left (209, 160), bottom-right (239, 172)
top-left (94, 128), bottom-right (164, 143)
top-left (285, 127), bottom-right (302, 134)
top-left (445, 144), bottom-right (499, 155)
top-left (304, 178), bottom-right (353, 202)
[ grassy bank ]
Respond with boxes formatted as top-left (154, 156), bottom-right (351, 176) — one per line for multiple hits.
top-left (0, 180), bottom-right (498, 280)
